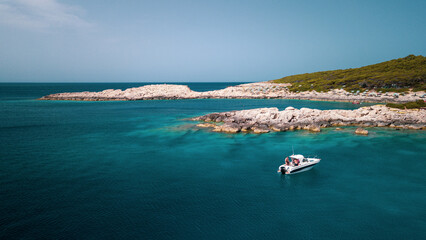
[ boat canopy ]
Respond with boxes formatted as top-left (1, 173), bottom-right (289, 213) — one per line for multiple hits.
top-left (290, 154), bottom-right (304, 160)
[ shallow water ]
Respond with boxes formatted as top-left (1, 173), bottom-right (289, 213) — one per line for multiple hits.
top-left (1, 83), bottom-right (425, 239)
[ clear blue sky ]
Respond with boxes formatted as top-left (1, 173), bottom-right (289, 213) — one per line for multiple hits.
top-left (0, 0), bottom-right (425, 82)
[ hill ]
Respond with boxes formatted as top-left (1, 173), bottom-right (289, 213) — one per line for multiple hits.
top-left (271, 55), bottom-right (426, 92)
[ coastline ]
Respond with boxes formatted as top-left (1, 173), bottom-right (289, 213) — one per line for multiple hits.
top-left (38, 82), bottom-right (425, 103)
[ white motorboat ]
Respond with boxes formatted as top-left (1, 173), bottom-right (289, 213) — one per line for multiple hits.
top-left (277, 154), bottom-right (320, 174)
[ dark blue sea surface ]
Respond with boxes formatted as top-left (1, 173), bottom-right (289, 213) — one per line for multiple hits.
top-left (1, 83), bottom-right (425, 239)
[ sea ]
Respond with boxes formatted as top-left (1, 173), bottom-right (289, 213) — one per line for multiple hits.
top-left (1, 83), bottom-right (425, 240)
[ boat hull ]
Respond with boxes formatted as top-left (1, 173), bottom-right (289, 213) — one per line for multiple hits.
top-left (286, 163), bottom-right (316, 174)
top-left (279, 160), bottom-right (319, 174)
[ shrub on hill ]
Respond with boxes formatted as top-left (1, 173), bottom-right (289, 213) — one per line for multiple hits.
top-left (272, 55), bottom-right (426, 92)
top-left (386, 100), bottom-right (426, 109)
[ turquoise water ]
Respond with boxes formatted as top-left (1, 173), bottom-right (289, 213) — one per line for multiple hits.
top-left (1, 83), bottom-right (425, 239)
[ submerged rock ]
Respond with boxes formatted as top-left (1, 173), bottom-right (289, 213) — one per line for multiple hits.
top-left (196, 123), bottom-right (217, 128)
top-left (252, 126), bottom-right (270, 133)
top-left (355, 128), bottom-right (369, 135)
top-left (212, 123), bottom-right (240, 133)
top-left (308, 125), bottom-right (321, 132)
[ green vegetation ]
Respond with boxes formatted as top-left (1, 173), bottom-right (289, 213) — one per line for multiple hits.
top-left (271, 55), bottom-right (426, 92)
top-left (386, 100), bottom-right (426, 109)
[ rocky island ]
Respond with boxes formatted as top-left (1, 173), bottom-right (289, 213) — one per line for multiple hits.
top-left (39, 82), bottom-right (424, 103)
top-left (191, 105), bottom-right (426, 134)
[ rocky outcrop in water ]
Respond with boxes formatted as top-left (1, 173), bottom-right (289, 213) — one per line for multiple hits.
top-left (355, 128), bottom-right (369, 135)
top-left (39, 83), bottom-right (424, 103)
top-left (39, 84), bottom-right (197, 101)
top-left (191, 105), bottom-right (426, 133)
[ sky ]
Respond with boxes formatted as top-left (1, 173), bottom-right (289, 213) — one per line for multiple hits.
top-left (0, 0), bottom-right (425, 82)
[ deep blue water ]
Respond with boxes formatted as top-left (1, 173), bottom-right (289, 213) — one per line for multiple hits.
top-left (1, 83), bottom-right (425, 240)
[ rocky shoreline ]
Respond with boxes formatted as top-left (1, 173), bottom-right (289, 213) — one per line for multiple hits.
top-left (39, 83), bottom-right (425, 103)
top-left (191, 105), bottom-right (426, 133)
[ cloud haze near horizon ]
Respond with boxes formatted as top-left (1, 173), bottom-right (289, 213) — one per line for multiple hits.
top-left (0, 0), bottom-right (425, 82)
top-left (0, 0), bottom-right (92, 29)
